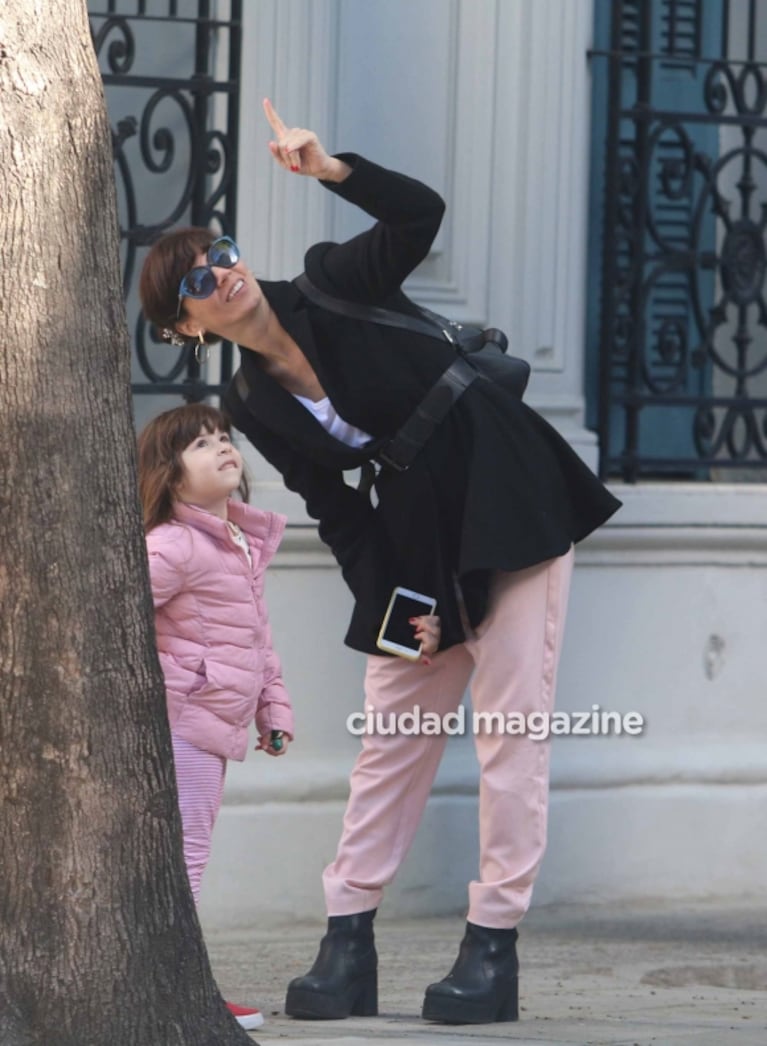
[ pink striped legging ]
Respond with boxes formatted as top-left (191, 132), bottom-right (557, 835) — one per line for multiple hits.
top-left (171, 733), bottom-right (227, 905)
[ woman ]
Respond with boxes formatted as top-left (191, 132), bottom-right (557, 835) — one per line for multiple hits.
top-left (139, 99), bottom-right (621, 1025)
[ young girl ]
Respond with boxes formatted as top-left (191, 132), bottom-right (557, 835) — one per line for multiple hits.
top-left (138, 402), bottom-right (294, 1031)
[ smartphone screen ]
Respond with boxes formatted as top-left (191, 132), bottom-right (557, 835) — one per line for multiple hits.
top-left (379, 591), bottom-right (436, 653)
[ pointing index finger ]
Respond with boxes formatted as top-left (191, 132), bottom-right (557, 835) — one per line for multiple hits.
top-left (263, 97), bottom-right (288, 137)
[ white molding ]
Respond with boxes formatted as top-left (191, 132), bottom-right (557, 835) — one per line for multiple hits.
top-left (236, 0), bottom-right (339, 280)
top-left (578, 525), bottom-right (767, 565)
top-left (330, 0), bottom-right (500, 322)
top-left (575, 482), bottom-right (767, 563)
top-left (488, 0), bottom-right (595, 382)
top-left (219, 739), bottom-right (767, 809)
top-left (599, 482), bottom-right (767, 527)
top-left (270, 516), bottom-right (767, 568)
top-left (246, 470), bottom-right (767, 558)
top-left (405, 0), bottom-right (500, 322)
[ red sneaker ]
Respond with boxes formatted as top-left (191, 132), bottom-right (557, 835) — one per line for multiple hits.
top-left (226, 1001), bottom-right (265, 1030)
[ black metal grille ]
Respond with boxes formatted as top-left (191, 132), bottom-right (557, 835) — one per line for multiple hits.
top-left (592, 0), bottom-right (767, 480)
top-left (89, 0), bottom-right (242, 405)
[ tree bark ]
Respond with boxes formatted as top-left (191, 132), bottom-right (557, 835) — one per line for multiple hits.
top-left (0, 4), bottom-right (252, 1043)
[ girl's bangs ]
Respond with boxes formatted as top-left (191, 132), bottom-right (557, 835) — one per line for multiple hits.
top-left (169, 404), bottom-right (230, 452)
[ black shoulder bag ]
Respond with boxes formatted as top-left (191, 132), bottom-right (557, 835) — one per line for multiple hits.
top-left (293, 273), bottom-right (530, 473)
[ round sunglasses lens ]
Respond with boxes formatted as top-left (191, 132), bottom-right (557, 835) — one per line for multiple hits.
top-left (182, 267), bottom-right (217, 299)
top-left (208, 238), bottom-right (239, 268)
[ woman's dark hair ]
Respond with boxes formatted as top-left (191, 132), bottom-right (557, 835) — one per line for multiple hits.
top-left (139, 226), bottom-right (220, 344)
top-left (137, 403), bottom-right (249, 532)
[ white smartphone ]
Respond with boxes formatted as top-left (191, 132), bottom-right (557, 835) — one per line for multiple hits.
top-left (376, 586), bottom-right (437, 661)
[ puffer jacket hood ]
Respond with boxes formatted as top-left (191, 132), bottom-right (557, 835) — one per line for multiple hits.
top-left (147, 499), bottom-right (292, 761)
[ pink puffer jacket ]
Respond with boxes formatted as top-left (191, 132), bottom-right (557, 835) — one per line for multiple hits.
top-left (146, 499), bottom-right (293, 761)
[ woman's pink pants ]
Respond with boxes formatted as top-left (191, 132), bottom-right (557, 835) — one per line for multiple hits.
top-left (323, 548), bottom-right (574, 929)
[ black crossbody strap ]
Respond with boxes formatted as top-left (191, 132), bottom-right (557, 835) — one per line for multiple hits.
top-left (378, 357), bottom-right (478, 471)
top-left (293, 272), bottom-right (483, 472)
top-left (294, 272), bottom-right (507, 353)
top-left (294, 272), bottom-right (465, 345)
top-left (231, 353), bottom-right (477, 477)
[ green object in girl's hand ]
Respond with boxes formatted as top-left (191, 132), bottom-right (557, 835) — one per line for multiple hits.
top-left (270, 730), bottom-right (284, 751)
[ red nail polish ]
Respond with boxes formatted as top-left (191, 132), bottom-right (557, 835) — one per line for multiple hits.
top-left (290, 164), bottom-right (299, 172)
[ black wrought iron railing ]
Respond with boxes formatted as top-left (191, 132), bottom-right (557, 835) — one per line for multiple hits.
top-left (590, 0), bottom-right (767, 481)
top-left (89, 0), bottom-right (242, 405)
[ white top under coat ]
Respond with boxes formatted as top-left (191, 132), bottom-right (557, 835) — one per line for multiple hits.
top-left (293, 394), bottom-right (374, 448)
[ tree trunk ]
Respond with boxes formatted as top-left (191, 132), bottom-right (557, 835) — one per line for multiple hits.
top-left (0, 4), bottom-right (252, 1043)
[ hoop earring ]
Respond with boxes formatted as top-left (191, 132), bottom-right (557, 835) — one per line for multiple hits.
top-left (195, 332), bottom-right (209, 365)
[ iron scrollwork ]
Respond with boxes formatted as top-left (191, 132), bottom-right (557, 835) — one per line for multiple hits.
top-left (89, 2), bottom-right (243, 406)
top-left (595, 0), bottom-right (767, 480)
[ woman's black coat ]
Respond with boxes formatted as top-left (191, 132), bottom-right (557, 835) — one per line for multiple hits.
top-left (223, 154), bottom-right (621, 653)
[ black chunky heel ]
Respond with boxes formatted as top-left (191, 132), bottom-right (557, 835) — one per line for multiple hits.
top-left (285, 910), bottom-right (378, 1020)
top-left (421, 921), bottom-right (519, 1024)
top-left (349, 970), bottom-right (378, 1016)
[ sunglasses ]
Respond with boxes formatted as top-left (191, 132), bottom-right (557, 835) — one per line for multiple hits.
top-left (176, 236), bottom-right (241, 319)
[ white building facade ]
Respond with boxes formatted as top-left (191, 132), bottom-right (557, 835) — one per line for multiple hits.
top-left (194, 0), bottom-right (767, 927)
top-left (94, 0), bottom-right (767, 927)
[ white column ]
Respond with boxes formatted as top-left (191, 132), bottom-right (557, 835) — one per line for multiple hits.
top-left (487, 0), bottom-right (599, 464)
top-left (235, 0), bottom-right (340, 282)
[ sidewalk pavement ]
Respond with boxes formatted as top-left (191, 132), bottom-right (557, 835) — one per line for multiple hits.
top-left (206, 899), bottom-right (767, 1046)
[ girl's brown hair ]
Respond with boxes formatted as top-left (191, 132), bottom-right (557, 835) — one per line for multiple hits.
top-left (138, 226), bottom-right (220, 343)
top-left (137, 403), bottom-right (249, 532)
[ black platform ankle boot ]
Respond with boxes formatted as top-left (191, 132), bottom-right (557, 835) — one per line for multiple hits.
top-left (284, 909), bottom-right (378, 1019)
top-left (421, 921), bottom-right (519, 1024)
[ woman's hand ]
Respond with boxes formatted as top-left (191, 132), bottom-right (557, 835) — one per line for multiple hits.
top-left (263, 98), bottom-right (350, 182)
top-left (411, 614), bottom-right (441, 666)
